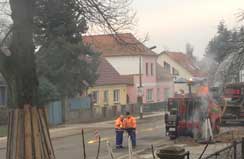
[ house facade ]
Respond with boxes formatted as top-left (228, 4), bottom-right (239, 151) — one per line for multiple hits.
top-left (157, 51), bottom-right (206, 94)
top-left (84, 33), bottom-right (174, 105)
top-left (87, 57), bottom-right (133, 107)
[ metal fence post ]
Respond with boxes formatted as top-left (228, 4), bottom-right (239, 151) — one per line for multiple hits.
top-left (242, 137), bottom-right (244, 159)
top-left (233, 140), bottom-right (237, 159)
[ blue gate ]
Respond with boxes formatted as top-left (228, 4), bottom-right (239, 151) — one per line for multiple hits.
top-left (48, 101), bottom-right (62, 125)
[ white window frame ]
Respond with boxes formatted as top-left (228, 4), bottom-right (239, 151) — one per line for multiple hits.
top-left (113, 89), bottom-right (120, 103)
top-left (103, 90), bottom-right (109, 104)
top-left (240, 70), bottom-right (244, 82)
top-left (146, 89), bottom-right (153, 102)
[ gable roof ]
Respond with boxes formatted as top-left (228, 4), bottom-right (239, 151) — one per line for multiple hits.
top-left (83, 33), bottom-right (157, 57)
top-left (95, 57), bottom-right (133, 86)
top-left (161, 51), bottom-right (207, 77)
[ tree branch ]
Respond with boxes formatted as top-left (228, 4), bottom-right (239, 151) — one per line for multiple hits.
top-left (0, 26), bottom-right (12, 47)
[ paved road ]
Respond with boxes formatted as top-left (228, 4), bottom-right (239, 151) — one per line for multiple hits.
top-left (0, 115), bottom-right (167, 159)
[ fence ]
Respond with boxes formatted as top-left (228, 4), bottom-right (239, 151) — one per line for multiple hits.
top-left (203, 138), bottom-right (244, 159)
top-left (143, 101), bottom-right (167, 112)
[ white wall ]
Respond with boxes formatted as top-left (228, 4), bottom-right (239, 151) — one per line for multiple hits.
top-left (106, 56), bottom-right (140, 75)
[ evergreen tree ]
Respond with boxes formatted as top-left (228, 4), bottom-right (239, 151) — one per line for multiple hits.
top-left (206, 21), bottom-right (236, 63)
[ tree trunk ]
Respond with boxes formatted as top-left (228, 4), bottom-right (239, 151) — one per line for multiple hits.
top-left (2, 0), bottom-right (55, 158)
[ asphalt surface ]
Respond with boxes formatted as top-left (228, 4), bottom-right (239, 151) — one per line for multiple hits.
top-left (0, 115), bottom-right (167, 159)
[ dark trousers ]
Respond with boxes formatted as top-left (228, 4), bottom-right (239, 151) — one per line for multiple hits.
top-left (115, 130), bottom-right (124, 148)
top-left (127, 128), bottom-right (136, 147)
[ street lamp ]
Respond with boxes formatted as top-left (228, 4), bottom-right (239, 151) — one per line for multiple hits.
top-left (187, 78), bottom-right (193, 96)
top-left (138, 56), bottom-right (143, 119)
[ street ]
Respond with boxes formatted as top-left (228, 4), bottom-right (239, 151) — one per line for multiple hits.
top-left (0, 114), bottom-right (167, 159)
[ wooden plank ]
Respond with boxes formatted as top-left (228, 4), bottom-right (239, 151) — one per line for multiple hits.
top-left (37, 108), bottom-right (49, 159)
top-left (6, 110), bottom-right (13, 159)
top-left (10, 110), bottom-right (17, 159)
top-left (42, 107), bottom-right (55, 158)
top-left (18, 110), bottom-right (24, 159)
top-left (24, 105), bottom-right (32, 159)
top-left (38, 108), bottom-right (53, 159)
top-left (32, 107), bottom-right (41, 159)
top-left (14, 109), bottom-right (19, 159)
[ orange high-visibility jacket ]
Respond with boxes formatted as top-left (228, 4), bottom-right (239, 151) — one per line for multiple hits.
top-left (197, 86), bottom-right (209, 96)
top-left (125, 116), bottom-right (136, 129)
top-left (115, 117), bottom-right (125, 129)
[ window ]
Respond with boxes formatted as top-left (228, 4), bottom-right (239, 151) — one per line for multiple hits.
top-left (0, 86), bottom-right (6, 106)
top-left (113, 89), bottom-right (120, 103)
top-left (103, 90), bottom-right (109, 104)
top-left (164, 62), bottom-right (171, 73)
top-left (172, 67), bottom-right (179, 76)
top-left (164, 88), bottom-right (170, 101)
top-left (240, 70), bottom-right (244, 82)
top-left (151, 63), bottom-right (154, 76)
top-left (146, 63), bottom-right (149, 76)
top-left (146, 89), bottom-right (153, 102)
top-left (92, 91), bottom-right (99, 104)
top-left (157, 88), bottom-right (160, 101)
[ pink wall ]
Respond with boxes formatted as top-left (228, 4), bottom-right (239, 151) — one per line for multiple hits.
top-left (127, 56), bottom-right (174, 104)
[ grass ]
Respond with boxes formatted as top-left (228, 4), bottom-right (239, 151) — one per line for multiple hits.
top-left (0, 126), bottom-right (7, 137)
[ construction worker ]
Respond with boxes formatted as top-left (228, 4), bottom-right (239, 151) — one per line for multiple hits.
top-left (115, 115), bottom-right (125, 149)
top-left (125, 112), bottom-right (136, 148)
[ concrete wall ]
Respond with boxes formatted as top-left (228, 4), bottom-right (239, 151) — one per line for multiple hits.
top-left (106, 56), bottom-right (140, 75)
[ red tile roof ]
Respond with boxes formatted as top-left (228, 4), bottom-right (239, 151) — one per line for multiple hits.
top-left (95, 57), bottom-right (134, 86)
top-left (162, 51), bottom-right (207, 77)
top-left (83, 33), bottom-right (157, 57)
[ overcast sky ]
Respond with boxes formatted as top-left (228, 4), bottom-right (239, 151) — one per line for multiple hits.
top-left (132, 0), bottom-right (244, 59)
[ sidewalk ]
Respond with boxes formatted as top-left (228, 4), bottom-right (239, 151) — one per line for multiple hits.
top-left (0, 112), bottom-right (164, 149)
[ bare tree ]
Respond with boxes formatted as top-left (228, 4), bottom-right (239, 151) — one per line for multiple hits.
top-left (0, 0), bottom-right (135, 158)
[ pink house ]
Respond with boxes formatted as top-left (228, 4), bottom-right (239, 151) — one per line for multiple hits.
top-left (83, 33), bottom-right (174, 104)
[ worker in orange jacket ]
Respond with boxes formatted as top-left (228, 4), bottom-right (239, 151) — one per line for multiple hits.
top-left (125, 112), bottom-right (136, 147)
top-left (115, 115), bottom-right (125, 149)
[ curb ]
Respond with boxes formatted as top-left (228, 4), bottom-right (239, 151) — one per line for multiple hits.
top-left (0, 112), bottom-right (165, 150)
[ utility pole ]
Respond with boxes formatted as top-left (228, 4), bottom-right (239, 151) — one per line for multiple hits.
top-left (138, 56), bottom-right (143, 119)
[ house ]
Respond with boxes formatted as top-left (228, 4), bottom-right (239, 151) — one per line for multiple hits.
top-left (157, 51), bottom-right (207, 94)
top-left (87, 57), bottom-right (133, 107)
top-left (84, 33), bottom-right (174, 104)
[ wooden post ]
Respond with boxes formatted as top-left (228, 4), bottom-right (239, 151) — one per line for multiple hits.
top-left (6, 106), bottom-right (55, 159)
top-left (24, 105), bottom-right (32, 159)
top-left (81, 129), bottom-right (86, 159)
top-left (233, 140), bottom-right (237, 159)
top-left (96, 136), bottom-right (101, 159)
top-left (242, 137), bottom-right (244, 159)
